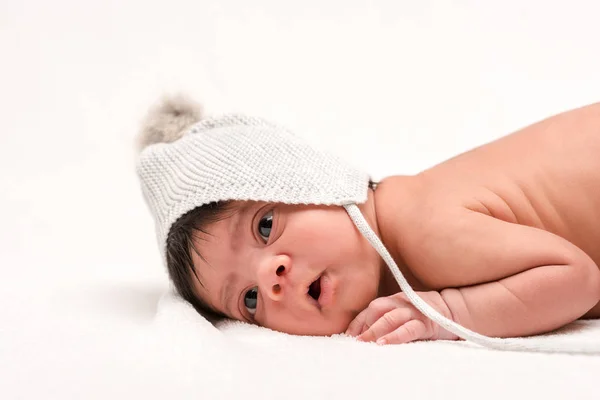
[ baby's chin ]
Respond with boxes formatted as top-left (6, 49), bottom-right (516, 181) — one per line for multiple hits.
top-left (265, 310), bottom-right (357, 337)
top-left (261, 285), bottom-right (378, 336)
top-left (288, 320), bottom-right (351, 336)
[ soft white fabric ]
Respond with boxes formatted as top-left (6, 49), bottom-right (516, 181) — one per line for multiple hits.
top-left (136, 114), bottom-right (369, 261)
top-left (149, 290), bottom-right (600, 398)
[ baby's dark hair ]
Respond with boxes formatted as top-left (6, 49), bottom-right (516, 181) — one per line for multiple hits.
top-left (165, 201), bottom-right (233, 319)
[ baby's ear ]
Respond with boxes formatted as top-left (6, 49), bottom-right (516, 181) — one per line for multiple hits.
top-left (136, 94), bottom-right (203, 152)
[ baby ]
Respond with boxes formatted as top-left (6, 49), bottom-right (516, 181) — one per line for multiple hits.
top-left (136, 96), bottom-right (600, 346)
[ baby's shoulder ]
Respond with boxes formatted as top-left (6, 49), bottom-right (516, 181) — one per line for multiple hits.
top-left (374, 175), bottom-right (457, 255)
top-left (374, 175), bottom-right (485, 287)
top-left (374, 174), bottom-right (459, 232)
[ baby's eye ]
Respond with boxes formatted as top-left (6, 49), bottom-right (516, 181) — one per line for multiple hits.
top-left (257, 210), bottom-right (273, 243)
top-left (244, 287), bottom-right (258, 315)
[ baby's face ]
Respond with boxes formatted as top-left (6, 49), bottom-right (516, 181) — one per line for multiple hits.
top-left (191, 199), bottom-right (382, 335)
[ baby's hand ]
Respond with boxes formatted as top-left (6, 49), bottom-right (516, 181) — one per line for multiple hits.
top-left (345, 291), bottom-right (458, 345)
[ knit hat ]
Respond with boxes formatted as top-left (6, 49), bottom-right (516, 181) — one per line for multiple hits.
top-left (135, 95), bottom-right (370, 262)
top-left (135, 95), bottom-right (596, 355)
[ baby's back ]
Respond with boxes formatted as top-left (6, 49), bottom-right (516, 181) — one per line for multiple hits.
top-left (375, 103), bottom-right (600, 319)
top-left (419, 102), bottom-right (600, 266)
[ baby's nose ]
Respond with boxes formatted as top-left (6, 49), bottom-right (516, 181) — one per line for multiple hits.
top-left (260, 255), bottom-right (292, 302)
top-left (271, 265), bottom-right (286, 293)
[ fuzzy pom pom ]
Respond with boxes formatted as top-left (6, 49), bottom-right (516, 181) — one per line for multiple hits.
top-left (137, 94), bottom-right (203, 151)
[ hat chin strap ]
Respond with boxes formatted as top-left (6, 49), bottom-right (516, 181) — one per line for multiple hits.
top-left (344, 203), bottom-right (600, 355)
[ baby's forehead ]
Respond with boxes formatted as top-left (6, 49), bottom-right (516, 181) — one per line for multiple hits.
top-left (190, 200), bottom-right (259, 253)
top-left (191, 200), bottom-right (290, 262)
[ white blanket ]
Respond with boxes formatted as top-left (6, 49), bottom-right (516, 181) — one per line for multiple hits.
top-left (139, 291), bottom-right (600, 399)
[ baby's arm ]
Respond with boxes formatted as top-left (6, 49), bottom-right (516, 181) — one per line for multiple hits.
top-left (410, 209), bottom-right (600, 338)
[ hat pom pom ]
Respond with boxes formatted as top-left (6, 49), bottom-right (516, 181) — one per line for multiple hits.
top-left (136, 94), bottom-right (203, 151)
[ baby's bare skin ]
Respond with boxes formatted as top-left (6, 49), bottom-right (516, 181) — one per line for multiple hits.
top-left (374, 102), bottom-right (600, 338)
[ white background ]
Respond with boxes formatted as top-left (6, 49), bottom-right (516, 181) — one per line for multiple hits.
top-left (1, 1), bottom-right (600, 399)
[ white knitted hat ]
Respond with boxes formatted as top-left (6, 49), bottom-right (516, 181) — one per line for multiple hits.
top-left (135, 96), bottom-right (370, 262)
top-left (135, 95), bottom-right (596, 355)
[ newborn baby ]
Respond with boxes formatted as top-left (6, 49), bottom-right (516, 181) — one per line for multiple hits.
top-left (136, 97), bottom-right (600, 345)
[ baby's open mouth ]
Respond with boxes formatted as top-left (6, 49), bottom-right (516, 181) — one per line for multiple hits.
top-left (308, 276), bottom-right (322, 301)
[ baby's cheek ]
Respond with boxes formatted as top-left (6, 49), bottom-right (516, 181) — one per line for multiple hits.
top-left (261, 311), bottom-right (350, 336)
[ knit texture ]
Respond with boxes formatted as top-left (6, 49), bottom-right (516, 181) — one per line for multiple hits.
top-left (136, 114), bottom-right (370, 261)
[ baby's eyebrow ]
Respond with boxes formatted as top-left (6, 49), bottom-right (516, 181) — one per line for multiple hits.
top-left (229, 203), bottom-right (254, 251)
top-left (220, 202), bottom-right (256, 318)
top-left (220, 272), bottom-right (237, 317)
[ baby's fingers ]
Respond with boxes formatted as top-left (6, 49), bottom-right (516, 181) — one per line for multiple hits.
top-left (345, 309), bottom-right (368, 337)
top-left (357, 308), bottom-right (411, 343)
top-left (377, 319), bottom-right (428, 345)
top-left (345, 298), bottom-right (397, 337)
